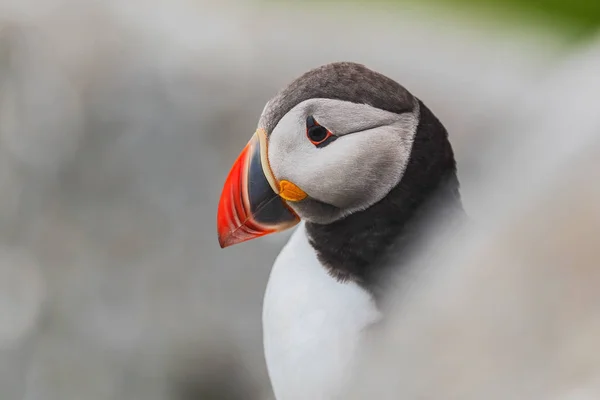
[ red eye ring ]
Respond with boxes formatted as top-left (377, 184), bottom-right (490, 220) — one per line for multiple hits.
top-left (306, 117), bottom-right (333, 146)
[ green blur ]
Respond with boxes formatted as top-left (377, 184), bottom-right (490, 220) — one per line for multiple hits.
top-left (276, 0), bottom-right (600, 39)
top-left (437, 0), bottom-right (600, 35)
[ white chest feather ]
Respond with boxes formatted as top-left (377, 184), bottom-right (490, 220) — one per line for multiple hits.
top-left (262, 223), bottom-right (382, 400)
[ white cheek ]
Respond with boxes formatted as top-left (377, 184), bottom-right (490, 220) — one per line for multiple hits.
top-left (312, 130), bottom-right (406, 208)
top-left (268, 126), bottom-right (314, 183)
top-left (265, 98), bottom-right (418, 216)
top-left (270, 126), bottom-right (408, 210)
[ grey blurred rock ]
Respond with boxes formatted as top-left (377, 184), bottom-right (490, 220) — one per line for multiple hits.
top-left (0, 247), bottom-right (44, 349)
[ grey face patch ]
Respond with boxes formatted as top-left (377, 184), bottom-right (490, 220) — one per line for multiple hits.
top-left (267, 98), bottom-right (420, 224)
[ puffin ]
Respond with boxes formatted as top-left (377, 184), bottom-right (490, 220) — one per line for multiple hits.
top-left (216, 62), bottom-right (464, 399)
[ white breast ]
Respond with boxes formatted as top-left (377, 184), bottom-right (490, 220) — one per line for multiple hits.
top-left (262, 222), bottom-right (382, 400)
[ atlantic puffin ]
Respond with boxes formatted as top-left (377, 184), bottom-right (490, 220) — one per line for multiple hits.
top-left (216, 62), bottom-right (464, 399)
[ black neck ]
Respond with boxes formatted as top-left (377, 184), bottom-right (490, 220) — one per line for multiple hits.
top-left (305, 100), bottom-right (464, 305)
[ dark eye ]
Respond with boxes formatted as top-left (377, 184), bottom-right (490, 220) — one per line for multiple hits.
top-left (306, 116), bottom-right (336, 147)
top-left (308, 125), bottom-right (328, 143)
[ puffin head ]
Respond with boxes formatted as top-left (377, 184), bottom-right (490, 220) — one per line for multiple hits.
top-left (217, 62), bottom-right (458, 249)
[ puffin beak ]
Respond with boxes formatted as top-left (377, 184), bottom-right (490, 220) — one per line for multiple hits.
top-left (217, 129), bottom-right (303, 248)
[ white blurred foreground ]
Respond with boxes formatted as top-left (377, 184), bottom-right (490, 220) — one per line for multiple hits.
top-left (344, 37), bottom-right (600, 400)
top-left (0, 0), bottom-right (598, 399)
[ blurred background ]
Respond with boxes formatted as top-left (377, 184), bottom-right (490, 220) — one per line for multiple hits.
top-left (0, 0), bottom-right (599, 399)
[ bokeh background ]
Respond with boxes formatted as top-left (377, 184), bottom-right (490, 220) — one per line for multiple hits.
top-left (0, 0), bottom-right (599, 399)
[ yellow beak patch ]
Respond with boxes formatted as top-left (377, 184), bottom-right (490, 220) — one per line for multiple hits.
top-left (279, 180), bottom-right (307, 202)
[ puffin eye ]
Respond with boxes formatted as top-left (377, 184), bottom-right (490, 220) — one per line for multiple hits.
top-left (306, 116), bottom-right (336, 147)
top-left (308, 126), bottom-right (329, 143)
